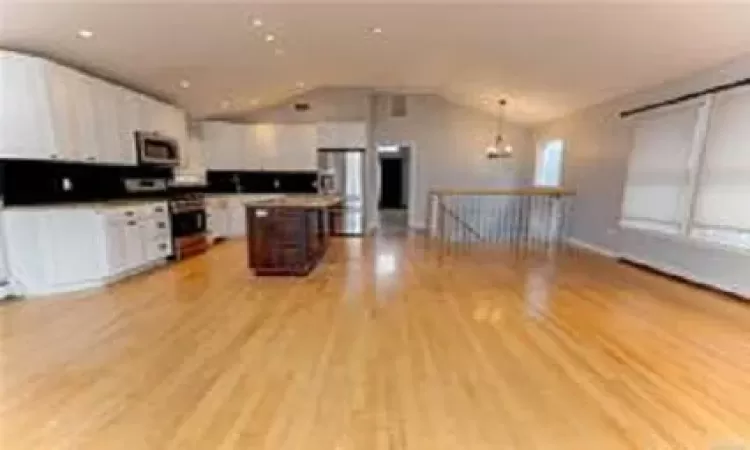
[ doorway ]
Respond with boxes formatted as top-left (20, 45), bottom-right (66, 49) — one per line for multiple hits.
top-left (380, 158), bottom-right (405, 209)
top-left (377, 144), bottom-right (410, 233)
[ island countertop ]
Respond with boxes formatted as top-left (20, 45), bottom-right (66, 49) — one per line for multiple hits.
top-left (244, 194), bottom-right (341, 209)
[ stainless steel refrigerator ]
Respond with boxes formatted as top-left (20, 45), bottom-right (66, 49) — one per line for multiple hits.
top-left (317, 149), bottom-right (366, 236)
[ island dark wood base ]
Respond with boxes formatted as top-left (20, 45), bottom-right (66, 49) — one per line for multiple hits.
top-left (246, 203), bottom-right (332, 276)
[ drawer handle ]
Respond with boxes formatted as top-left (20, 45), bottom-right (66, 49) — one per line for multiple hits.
top-left (155, 207), bottom-right (164, 213)
top-left (86, 156), bottom-right (96, 162)
top-left (157, 222), bottom-right (167, 229)
top-left (125, 211), bottom-right (135, 217)
top-left (158, 243), bottom-right (168, 250)
top-left (127, 220), bottom-right (137, 226)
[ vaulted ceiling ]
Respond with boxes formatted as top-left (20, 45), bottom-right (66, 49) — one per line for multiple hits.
top-left (3, 1), bottom-right (750, 123)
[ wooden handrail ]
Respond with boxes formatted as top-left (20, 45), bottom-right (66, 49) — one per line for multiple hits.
top-left (430, 187), bottom-right (575, 196)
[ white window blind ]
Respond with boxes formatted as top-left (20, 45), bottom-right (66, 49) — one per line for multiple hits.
top-left (691, 86), bottom-right (750, 249)
top-left (620, 102), bottom-right (704, 233)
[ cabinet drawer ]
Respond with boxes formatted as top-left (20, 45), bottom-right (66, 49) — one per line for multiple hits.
top-left (147, 240), bottom-right (172, 261)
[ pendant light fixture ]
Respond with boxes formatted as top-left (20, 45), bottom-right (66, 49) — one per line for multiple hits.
top-left (486, 99), bottom-right (513, 159)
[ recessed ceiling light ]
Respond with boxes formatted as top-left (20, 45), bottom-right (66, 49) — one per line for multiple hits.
top-left (296, 81), bottom-right (305, 89)
top-left (179, 80), bottom-right (190, 89)
top-left (371, 27), bottom-right (383, 34)
top-left (77, 29), bottom-right (94, 39)
top-left (264, 33), bottom-right (276, 42)
top-left (251, 18), bottom-right (263, 27)
top-left (274, 48), bottom-right (285, 56)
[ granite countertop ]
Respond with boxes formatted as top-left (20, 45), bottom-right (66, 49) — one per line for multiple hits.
top-left (2, 199), bottom-right (169, 211)
top-left (244, 195), bottom-right (342, 209)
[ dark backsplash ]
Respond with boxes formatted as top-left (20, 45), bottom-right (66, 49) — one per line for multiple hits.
top-left (0, 160), bottom-right (318, 206)
top-left (0, 159), bottom-right (172, 206)
top-left (205, 170), bottom-right (317, 194)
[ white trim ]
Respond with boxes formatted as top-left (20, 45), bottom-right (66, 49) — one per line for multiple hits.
top-left (10, 259), bottom-right (167, 299)
top-left (618, 251), bottom-right (749, 300)
top-left (567, 238), bottom-right (618, 258)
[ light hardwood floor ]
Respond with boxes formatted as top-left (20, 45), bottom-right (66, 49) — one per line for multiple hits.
top-left (1, 236), bottom-right (749, 449)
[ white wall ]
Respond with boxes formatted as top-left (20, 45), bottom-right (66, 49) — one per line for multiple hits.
top-left (534, 54), bottom-right (750, 297)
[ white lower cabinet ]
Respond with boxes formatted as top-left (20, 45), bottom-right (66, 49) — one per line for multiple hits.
top-left (206, 195), bottom-right (282, 239)
top-left (206, 197), bottom-right (244, 239)
top-left (1, 201), bottom-right (171, 296)
top-left (227, 199), bottom-right (247, 238)
top-left (206, 198), bottom-right (230, 241)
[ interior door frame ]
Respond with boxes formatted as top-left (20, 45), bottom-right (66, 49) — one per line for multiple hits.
top-left (373, 141), bottom-right (417, 229)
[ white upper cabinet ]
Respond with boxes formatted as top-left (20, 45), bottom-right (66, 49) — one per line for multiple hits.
top-left (0, 50), bottom-right (187, 166)
top-left (202, 122), bottom-right (245, 170)
top-left (316, 122), bottom-right (367, 149)
top-left (250, 123), bottom-right (277, 170)
top-left (114, 88), bottom-right (140, 165)
top-left (267, 123), bottom-right (317, 171)
top-left (91, 80), bottom-right (127, 164)
top-left (0, 51), bottom-right (56, 160)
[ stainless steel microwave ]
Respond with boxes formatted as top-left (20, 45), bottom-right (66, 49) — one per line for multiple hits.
top-left (135, 131), bottom-right (180, 166)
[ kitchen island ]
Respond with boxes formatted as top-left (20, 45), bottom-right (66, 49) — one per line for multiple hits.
top-left (245, 195), bottom-right (341, 276)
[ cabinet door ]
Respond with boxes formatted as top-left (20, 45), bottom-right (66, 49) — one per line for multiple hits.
top-left (46, 64), bottom-right (80, 161)
top-left (115, 88), bottom-right (140, 165)
top-left (136, 95), bottom-right (162, 132)
top-left (105, 218), bottom-right (129, 276)
top-left (228, 201), bottom-right (247, 237)
top-left (48, 65), bottom-right (98, 162)
top-left (91, 80), bottom-right (122, 164)
top-left (0, 52), bottom-right (56, 159)
top-left (253, 123), bottom-right (278, 170)
top-left (244, 125), bottom-right (265, 170)
top-left (165, 106), bottom-right (188, 152)
top-left (42, 211), bottom-right (105, 285)
top-left (202, 122), bottom-right (248, 170)
top-left (316, 122), bottom-right (367, 148)
top-left (285, 124), bottom-right (317, 170)
top-left (265, 124), bottom-right (317, 171)
top-left (122, 218), bottom-right (147, 271)
top-left (201, 122), bottom-right (230, 170)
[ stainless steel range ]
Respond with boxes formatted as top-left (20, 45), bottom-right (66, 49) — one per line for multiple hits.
top-left (169, 193), bottom-right (208, 260)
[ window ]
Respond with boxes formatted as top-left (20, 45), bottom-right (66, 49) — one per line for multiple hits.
top-left (691, 86), bottom-right (750, 250)
top-left (620, 101), bottom-right (705, 234)
top-left (620, 86), bottom-right (750, 251)
top-left (534, 139), bottom-right (564, 187)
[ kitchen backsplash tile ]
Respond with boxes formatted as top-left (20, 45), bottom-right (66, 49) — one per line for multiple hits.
top-left (0, 160), bottom-right (318, 206)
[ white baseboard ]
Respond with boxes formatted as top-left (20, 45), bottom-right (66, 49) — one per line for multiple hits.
top-left (10, 259), bottom-right (167, 299)
top-left (618, 252), bottom-right (748, 299)
top-left (567, 238), bottom-right (618, 258)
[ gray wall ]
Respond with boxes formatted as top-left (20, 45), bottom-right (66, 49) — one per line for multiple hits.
top-left (371, 93), bottom-right (534, 228)
top-left (534, 54), bottom-right (750, 297)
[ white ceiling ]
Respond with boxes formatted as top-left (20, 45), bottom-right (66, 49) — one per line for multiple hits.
top-left (3, 1), bottom-right (750, 123)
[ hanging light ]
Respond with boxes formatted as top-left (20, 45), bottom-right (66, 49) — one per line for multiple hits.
top-left (486, 99), bottom-right (513, 159)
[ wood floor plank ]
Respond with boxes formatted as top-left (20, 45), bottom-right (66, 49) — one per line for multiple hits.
top-left (1, 236), bottom-right (749, 449)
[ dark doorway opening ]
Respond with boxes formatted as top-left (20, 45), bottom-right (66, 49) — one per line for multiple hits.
top-left (379, 158), bottom-right (405, 210)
